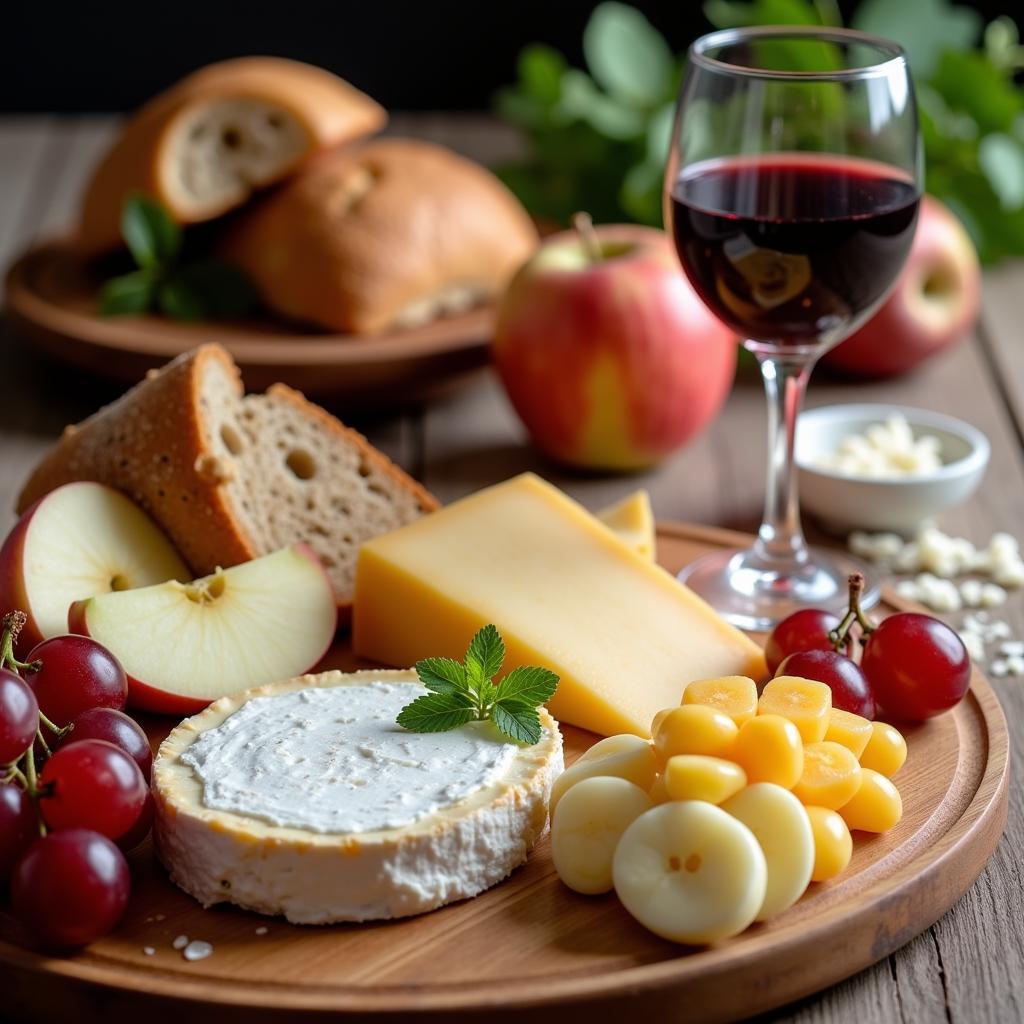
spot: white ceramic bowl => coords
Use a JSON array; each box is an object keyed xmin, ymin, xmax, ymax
[{"xmin": 796, "ymin": 404, "xmax": 990, "ymax": 535}]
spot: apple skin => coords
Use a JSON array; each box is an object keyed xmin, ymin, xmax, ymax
[
  {"xmin": 0, "ymin": 499, "xmax": 45, "ymax": 654},
  {"xmin": 69, "ymin": 543, "xmax": 338, "ymax": 716},
  {"xmin": 68, "ymin": 598, "xmax": 209, "ymax": 716},
  {"xmin": 823, "ymin": 195, "xmax": 981, "ymax": 378},
  {"xmin": 494, "ymin": 224, "xmax": 736, "ymax": 471}
]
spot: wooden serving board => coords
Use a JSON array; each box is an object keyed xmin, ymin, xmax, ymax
[
  {"xmin": 3, "ymin": 240, "xmax": 493, "ymax": 405},
  {"xmin": 0, "ymin": 522, "xmax": 1009, "ymax": 1024}
]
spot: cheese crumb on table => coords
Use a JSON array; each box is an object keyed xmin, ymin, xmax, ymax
[
  {"xmin": 183, "ymin": 940, "xmax": 214, "ymax": 962},
  {"xmin": 172, "ymin": 935, "xmax": 188, "ymax": 950},
  {"xmin": 814, "ymin": 415, "xmax": 944, "ymax": 478},
  {"xmin": 143, "ymin": 946, "xmax": 155, "ymax": 956}
]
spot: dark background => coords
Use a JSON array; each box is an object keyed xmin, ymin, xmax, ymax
[{"xmin": 3, "ymin": 0, "xmax": 1010, "ymax": 113}]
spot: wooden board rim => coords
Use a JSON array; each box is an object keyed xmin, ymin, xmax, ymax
[
  {"xmin": 0, "ymin": 521, "xmax": 1011, "ymax": 1021},
  {"xmin": 3, "ymin": 239, "xmax": 494, "ymax": 397}
]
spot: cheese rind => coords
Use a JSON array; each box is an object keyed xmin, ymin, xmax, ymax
[
  {"xmin": 353, "ymin": 474, "xmax": 765, "ymax": 737},
  {"xmin": 153, "ymin": 669, "xmax": 563, "ymax": 924}
]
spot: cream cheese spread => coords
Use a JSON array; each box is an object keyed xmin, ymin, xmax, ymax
[{"xmin": 179, "ymin": 681, "xmax": 519, "ymax": 834}]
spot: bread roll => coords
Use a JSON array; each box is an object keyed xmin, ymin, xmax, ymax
[
  {"xmin": 219, "ymin": 138, "xmax": 539, "ymax": 333},
  {"xmin": 78, "ymin": 57, "xmax": 386, "ymax": 253},
  {"xmin": 17, "ymin": 344, "xmax": 437, "ymax": 617}
]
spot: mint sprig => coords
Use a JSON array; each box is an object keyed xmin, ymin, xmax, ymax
[
  {"xmin": 397, "ymin": 625, "xmax": 558, "ymax": 745},
  {"xmin": 100, "ymin": 194, "xmax": 258, "ymax": 321}
]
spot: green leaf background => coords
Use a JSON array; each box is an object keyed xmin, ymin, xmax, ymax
[{"xmin": 493, "ymin": 0, "xmax": 1024, "ymax": 263}]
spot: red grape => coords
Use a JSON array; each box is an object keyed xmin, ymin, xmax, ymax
[
  {"xmin": 0, "ymin": 782, "xmax": 37, "ymax": 880},
  {"xmin": 56, "ymin": 707, "xmax": 152, "ymax": 782},
  {"xmin": 765, "ymin": 609, "xmax": 842, "ymax": 674},
  {"xmin": 862, "ymin": 612, "xmax": 971, "ymax": 721},
  {"xmin": 25, "ymin": 635, "xmax": 127, "ymax": 726},
  {"xmin": 0, "ymin": 668, "xmax": 38, "ymax": 764},
  {"xmin": 776, "ymin": 649, "xmax": 876, "ymax": 719},
  {"xmin": 11, "ymin": 828, "xmax": 130, "ymax": 947},
  {"xmin": 39, "ymin": 739, "xmax": 147, "ymax": 843},
  {"xmin": 117, "ymin": 790, "xmax": 154, "ymax": 852}
]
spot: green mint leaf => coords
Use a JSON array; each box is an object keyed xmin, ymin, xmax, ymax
[
  {"xmin": 491, "ymin": 700, "xmax": 543, "ymax": 745},
  {"xmin": 158, "ymin": 277, "xmax": 208, "ymax": 321},
  {"xmin": 99, "ymin": 270, "xmax": 155, "ymax": 316},
  {"xmin": 397, "ymin": 692, "xmax": 475, "ymax": 733},
  {"xmin": 415, "ymin": 656, "xmax": 467, "ymax": 695},
  {"xmin": 121, "ymin": 194, "xmax": 180, "ymax": 270},
  {"xmin": 494, "ymin": 665, "xmax": 559, "ymax": 707},
  {"xmin": 172, "ymin": 259, "xmax": 259, "ymax": 318},
  {"xmin": 583, "ymin": 2, "xmax": 675, "ymax": 108},
  {"xmin": 465, "ymin": 624, "xmax": 505, "ymax": 692},
  {"xmin": 518, "ymin": 43, "xmax": 566, "ymax": 105}
]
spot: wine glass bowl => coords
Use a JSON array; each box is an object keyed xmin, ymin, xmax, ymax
[{"xmin": 666, "ymin": 27, "xmax": 922, "ymax": 630}]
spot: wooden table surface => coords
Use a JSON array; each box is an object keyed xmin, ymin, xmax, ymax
[{"xmin": 1, "ymin": 114, "xmax": 1022, "ymax": 1023}]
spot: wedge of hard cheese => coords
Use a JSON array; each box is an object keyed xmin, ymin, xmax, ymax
[{"xmin": 353, "ymin": 474, "xmax": 766, "ymax": 737}]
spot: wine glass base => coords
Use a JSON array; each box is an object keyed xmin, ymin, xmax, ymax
[{"xmin": 677, "ymin": 546, "xmax": 880, "ymax": 632}]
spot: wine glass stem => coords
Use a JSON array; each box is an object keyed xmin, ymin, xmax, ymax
[{"xmin": 752, "ymin": 350, "xmax": 815, "ymax": 567}]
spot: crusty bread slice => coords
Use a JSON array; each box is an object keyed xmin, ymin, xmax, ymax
[
  {"xmin": 219, "ymin": 138, "xmax": 539, "ymax": 334},
  {"xmin": 78, "ymin": 57, "xmax": 387, "ymax": 253},
  {"xmin": 17, "ymin": 344, "xmax": 437, "ymax": 616}
]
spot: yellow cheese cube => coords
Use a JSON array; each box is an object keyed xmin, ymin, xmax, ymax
[
  {"xmin": 353, "ymin": 474, "xmax": 766, "ymax": 737},
  {"xmin": 859, "ymin": 722, "xmax": 908, "ymax": 778},
  {"xmin": 824, "ymin": 709, "xmax": 873, "ymax": 758},
  {"xmin": 793, "ymin": 742, "xmax": 863, "ymax": 810},
  {"xmin": 683, "ymin": 676, "xmax": 759, "ymax": 726},
  {"xmin": 664, "ymin": 755, "xmax": 747, "ymax": 803},
  {"xmin": 597, "ymin": 490, "xmax": 656, "ymax": 561},
  {"xmin": 839, "ymin": 769, "xmax": 903, "ymax": 833},
  {"xmin": 759, "ymin": 677, "xmax": 832, "ymax": 744},
  {"xmin": 805, "ymin": 806, "xmax": 853, "ymax": 882}
]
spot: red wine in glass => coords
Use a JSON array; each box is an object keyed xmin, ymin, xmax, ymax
[{"xmin": 669, "ymin": 154, "xmax": 920, "ymax": 347}]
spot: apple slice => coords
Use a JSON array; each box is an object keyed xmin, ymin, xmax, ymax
[
  {"xmin": 0, "ymin": 482, "xmax": 189, "ymax": 652},
  {"xmin": 69, "ymin": 545, "xmax": 338, "ymax": 714}
]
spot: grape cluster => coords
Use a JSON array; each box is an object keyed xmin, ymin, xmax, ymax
[
  {"xmin": 766, "ymin": 575, "xmax": 971, "ymax": 722},
  {"xmin": 0, "ymin": 612, "xmax": 151, "ymax": 948}
]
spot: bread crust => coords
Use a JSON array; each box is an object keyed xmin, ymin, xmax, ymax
[
  {"xmin": 219, "ymin": 137, "xmax": 539, "ymax": 333},
  {"xmin": 17, "ymin": 345, "xmax": 254, "ymax": 573},
  {"xmin": 78, "ymin": 57, "xmax": 387, "ymax": 253},
  {"xmin": 16, "ymin": 344, "xmax": 438, "ymax": 614}
]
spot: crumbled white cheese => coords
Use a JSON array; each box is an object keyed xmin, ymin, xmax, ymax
[
  {"xmin": 815, "ymin": 415, "xmax": 944, "ymax": 478},
  {"xmin": 1000, "ymin": 641, "xmax": 1024, "ymax": 657},
  {"xmin": 960, "ymin": 579, "xmax": 984, "ymax": 607},
  {"xmin": 172, "ymin": 935, "xmax": 188, "ymax": 950},
  {"xmin": 914, "ymin": 573, "xmax": 962, "ymax": 612},
  {"xmin": 183, "ymin": 940, "xmax": 214, "ymax": 962},
  {"xmin": 143, "ymin": 946, "xmax": 156, "ymax": 957},
  {"xmin": 255, "ymin": 926, "xmax": 269, "ymax": 936},
  {"xmin": 959, "ymin": 629, "xmax": 987, "ymax": 663},
  {"xmin": 981, "ymin": 583, "xmax": 1008, "ymax": 608}
]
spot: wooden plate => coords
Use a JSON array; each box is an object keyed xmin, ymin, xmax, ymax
[
  {"xmin": 3, "ymin": 240, "xmax": 494, "ymax": 405},
  {"xmin": 0, "ymin": 522, "xmax": 1009, "ymax": 1024}
]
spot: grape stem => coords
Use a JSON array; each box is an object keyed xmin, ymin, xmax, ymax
[
  {"xmin": 829, "ymin": 573, "xmax": 877, "ymax": 653},
  {"xmin": 0, "ymin": 611, "xmax": 42, "ymax": 675}
]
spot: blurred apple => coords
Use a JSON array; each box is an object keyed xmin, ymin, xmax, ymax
[
  {"xmin": 493, "ymin": 221, "xmax": 736, "ymax": 470},
  {"xmin": 823, "ymin": 195, "xmax": 980, "ymax": 378}
]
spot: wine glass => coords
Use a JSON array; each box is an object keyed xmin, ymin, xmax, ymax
[{"xmin": 665, "ymin": 26, "xmax": 922, "ymax": 630}]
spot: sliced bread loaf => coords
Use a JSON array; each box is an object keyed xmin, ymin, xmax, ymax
[
  {"xmin": 17, "ymin": 344, "xmax": 437, "ymax": 615},
  {"xmin": 78, "ymin": 57, "xmax": 387, "ymax": 253}
]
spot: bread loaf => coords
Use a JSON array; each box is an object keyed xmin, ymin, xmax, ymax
[
  {"xmin": 219, "ymin": 138, "xmax": 539, "ymax": 333},
  {"xmin": 17, "ymin": 345, "xmax": 437, "ymax": 616},
  {"xmin": 78, "ymin": 57, "xmax": 386, "ymax": 253}
]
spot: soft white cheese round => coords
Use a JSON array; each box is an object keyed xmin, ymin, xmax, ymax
[{"xmin": 154, "ymin": 669, "xmax": 563, "ymax": 924}]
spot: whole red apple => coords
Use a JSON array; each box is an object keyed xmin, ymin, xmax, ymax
[
  {"xmin": 493, "ymin": 222, "xmax": 736, "ymax": 470},
  {"xmin": 823, "ymin": 194, "xmax": 980, "ymax": 378}
]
